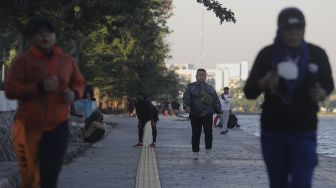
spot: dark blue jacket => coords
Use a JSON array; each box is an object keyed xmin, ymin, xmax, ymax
[{"xmin": 183, "ymin": 82, "xmax": 222, "ymax": 117}]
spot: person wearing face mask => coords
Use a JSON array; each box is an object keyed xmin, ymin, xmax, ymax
[
  {"xmin": 5, "ymin": 19, "xmax": 85, "ymax": 188},
  {"xmin": 244, "ymin": 8, "xmax": 334, "ymax": 188},
  {"xmin": 183, "ymin": 69, "xmax": 222, "ymax": 159}
]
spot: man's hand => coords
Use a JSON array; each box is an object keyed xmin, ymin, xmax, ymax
[
  {"xmin": 43, "ymin": 77, "xmax": 59, "ymax": 92},
  {"xmin": 258, "ymin": 71, "xmax": 279, "ymax": 91},
  {"xmin": 64, "ymin": 89, "xmax": 76, "ymax": 104},
  {"xmin": 185, "ymin": 106, "xmax": 191, "ymax": 113},
  {"xmin": 310, "ymin": 83, "xmax": 327, "ymax": 102}
]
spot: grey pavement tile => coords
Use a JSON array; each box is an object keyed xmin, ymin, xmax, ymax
[{"xmin": 57, "ymin": 115, "xmax": 336, "ymax": 188}]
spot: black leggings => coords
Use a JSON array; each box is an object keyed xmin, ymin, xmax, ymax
[
  {"xmin": 38, "ymin": 121, "xmax": 69, "ymax": 188},
  {"xmin": 138, "ymin": 120, "xmax": 157, "ymax": 143}
]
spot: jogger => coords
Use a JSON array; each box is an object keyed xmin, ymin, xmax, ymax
[
  {"xmin": 5, "ymin": 19, "xmax": 85, "ymax": 188},
  {"xmin": 244, "ymin": 8, "xmax": 334, "ymax": 188}
]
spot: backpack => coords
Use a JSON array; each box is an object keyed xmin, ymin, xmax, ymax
[{"xmin": 227, "ymin": 114, "xmax": 238, "ymax": 128}]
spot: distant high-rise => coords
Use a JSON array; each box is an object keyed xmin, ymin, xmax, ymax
[
  {"xmin": 223, "ymin": 69, "xmax": 230, "ymax": 88},
  {"xmin": 240, "ymin": 61, "xmax": 249, "ymax": 81},
  {"xmin": 215, "ymin": 70, "xmax": 223, "ymax": 92},
  {"xmin": 216, "ymin": 64, "xmax": 241, "ymax": 80},
  {"xmin": 166, "ymin": 63, "xmax": 194, "ymax": 70}
]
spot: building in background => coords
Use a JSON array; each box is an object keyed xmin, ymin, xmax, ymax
[
  {"xmin": 240, "ymin": 61, "xmax": 249, "ymax": 81},
  {"xmin": 166, "ymin": 61, "xmax": 250, "ymax": 92},
  {"xmin": 216, "ymin": 61, "xmax": 249, "ymax": 82},
  {"xmin": 165, "ymin": 63, "xmax": 194, "ymax": 71},
  {"xmin": 216, "ymin": 63, "xmax": 240, "ymax": 81}
]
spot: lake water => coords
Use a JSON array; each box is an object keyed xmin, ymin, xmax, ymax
[{"xmin": 237, "ymin": 115, "xmax": 336, "ymax": 158}]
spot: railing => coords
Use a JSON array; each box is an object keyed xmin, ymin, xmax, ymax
[
  {"xmin": 0, "ymin": 111, "xmax": 86, "ymax": 162},
  {"xmin": 0, "ymin": 111, "xmax": 16, "ymax": 161}
]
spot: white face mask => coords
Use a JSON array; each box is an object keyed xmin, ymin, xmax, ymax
[{"xmin": 277, "ymin": 60, "xmax": 299, "ymax": 80}]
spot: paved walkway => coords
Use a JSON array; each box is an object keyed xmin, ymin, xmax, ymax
[
  {"xmin": 59, "ymin": 116, "xmax": 140, "ymax": 188},
  {"xmin": 59, "ymin": 115, "xmax": 336, "ymax": 188}
]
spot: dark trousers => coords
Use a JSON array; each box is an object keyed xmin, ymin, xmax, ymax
[
  {"xmin": 39, "ymin": 121, "xmax": 69, "ymax": 188},
  {"xmin": 138, "ymin": 119, "xmax": 157, "ymax": 143},
  {"xmin": 261, "ymin": 130, "xmax": 318, "ymax": 188},
  {"xmin": 190, "ymin": 115, "xmax": 213, "ymax": 152}
]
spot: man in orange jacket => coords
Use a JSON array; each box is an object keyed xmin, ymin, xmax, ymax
[{"xmin": 5, "ymin": 19, "xmax": 85, "ymax": 188}]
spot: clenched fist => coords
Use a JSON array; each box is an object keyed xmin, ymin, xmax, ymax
[
  {"xmin": 43, "ymin": 76, "xmax": 59, "ymax": 92},
  {"xmin": 63, "ymin": 89, "xmax": 76, "ymax": 104}
]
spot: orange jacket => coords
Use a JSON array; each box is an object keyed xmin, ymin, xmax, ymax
[{"xmin": 5, "ymin": 46, "xmax": 85, "ymax": 131}]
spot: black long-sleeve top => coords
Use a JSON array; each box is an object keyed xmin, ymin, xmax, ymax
[
  {"xmin": 135, "ymin": 100, "xmax": 158, "ymax": 121},
  {"xmin": 244, "ymin": 43, "xmax": 334, "ymax": 132}
]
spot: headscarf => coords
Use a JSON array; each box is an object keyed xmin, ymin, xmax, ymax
[{"xmin": 272, "ymin": 8, "xmax": 309, "ymax": 99}]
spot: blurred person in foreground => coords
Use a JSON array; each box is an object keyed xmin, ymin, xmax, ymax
[
  {"xmin": 244, "ymin": 8, "xmax": 334, "ymax": 188},
  {"xmin": 5, "ymin": 19, "xmax": 85, "ymax": 188}
]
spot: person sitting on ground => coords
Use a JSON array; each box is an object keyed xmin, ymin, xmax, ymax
[
  {"xmin": 84, "ymin": 110, "xmax": 105, "ymax": 143},
  {"xmin": 133, "ymin": 92, "xmax": 159, "ymax": 148}
]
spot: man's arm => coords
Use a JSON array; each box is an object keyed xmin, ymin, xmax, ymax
[
  {"xmin": 244, "ymin": 47, "xmax": 272, "ymax": 99},
  {"xmin": 135, "ymin": 103, "xmax": 142, "ymax": 120},
  {"xmin": 309, "ymin": 49, "xmax": 335, "ymax": 102},
  {"xmin": 212, "ymin": 90, "xmax": 222, "ymax": 114},
  {"xmin": 318, "ymin": 49, "xmax": 334, "ymax": 96}
]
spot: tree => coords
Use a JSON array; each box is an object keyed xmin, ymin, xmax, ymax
[
  {"xmin": 230, "ymin": 81, "xmax": 264, "ymax": 112},
  {"xmin": 0, "ymin": 0, "xmax": 235, "ymax": 104}
]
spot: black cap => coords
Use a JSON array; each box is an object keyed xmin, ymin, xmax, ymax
[
  {"xmin": 278, "ymin": 7, "xmax": 305, "ymax": 29},
  {"xmin": 27, "ymin": 18, "xmax": 55, "ymax": 38}
]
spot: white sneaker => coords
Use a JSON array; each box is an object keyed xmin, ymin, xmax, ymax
[
  {"xmin": 193, "ymin": 152, "xmax": 199, "ymax": 160},
  {"xmin": 205, "ymin": 149, "xmax": 214, "ymax": 158}
]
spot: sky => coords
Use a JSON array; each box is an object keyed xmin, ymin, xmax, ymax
[{"xmin": 166, "ymin": 0, "xmax": 336, "ymax": 77}]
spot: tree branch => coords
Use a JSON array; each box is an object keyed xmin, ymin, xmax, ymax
[{"xmin": 197, "ymin": 0, "xmax": 236, "ymax": 24}]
